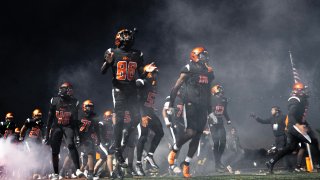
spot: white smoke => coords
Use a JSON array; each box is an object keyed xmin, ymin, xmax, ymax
[{"xmin": 0, "ymin": 137, "xmax": 51, "ymax": 179}]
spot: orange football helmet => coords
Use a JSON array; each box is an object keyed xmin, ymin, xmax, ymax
[
  {"xmin": 190, "ymin": 47, "xmax": 209, "ymax": 62},
  {"xmin": 5, "ymin": 112, "xmax": 14, "ymax": 120},
  {"xmin": 82, "ymin": 100, "xmax": 94, "ymax": 113},
  {"xmin": 211, "ymin": 85, "xmax": 223, "ymax": 95},
  {"xmin": 103, "ymin": 110, "xmax": 113, "ymax": 121},
  {"xmin": 32, "ymin": 109, "xmax": 42, "ymax": 119}
]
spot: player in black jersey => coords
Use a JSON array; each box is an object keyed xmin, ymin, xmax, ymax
[
  {"xmin": 208, "ymin": 85, "xmax": 231, "ymax": 172},
  {"xmin": 266, "ymin": 82, "xmax": 320, "ymax": 173},
  {"xmin": 44, "ymin": 82, "xmax": 84, "ymax": 180},
  {"xmin": 1, "ymin": 113, "xmax": 16, "ymax": 140},
  {"xmin": 101, "ymin": 28, "xmax": 156, "ymax": 167},
  {"xmin": 167, "ymin": 47, "xmax": 214, "ymax": 178},
  {"xmin": 78, "ymin": 100, "xmax": 100, "ymax": 180},
  {"xmin": 95, "ymin": 110, "xmax": 114, "ymax": 178},
  {"xmin": 19, "ymin": 109, "xmax": 44, "ymax": 143},
  {"xmin": 134, "ymin": 64, "xmax": 164, "ymax": 176}
]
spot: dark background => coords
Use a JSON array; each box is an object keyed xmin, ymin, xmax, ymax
[{"xmin": 1, "ymin": 0, "xmax": 320, "ymax": 148}]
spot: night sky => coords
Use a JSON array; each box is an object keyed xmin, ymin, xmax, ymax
[{"xmin": 1, "ymin": 0, "xmax": 320, "ymax": 148}]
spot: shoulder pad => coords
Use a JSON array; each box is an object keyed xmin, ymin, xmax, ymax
[
  {"xmin": 181, "ymin": 64, "xmax": 190, "ymax": 73},
  {"xmin": 185, "ymin": 64, "xmax": 190, "ymax": 71},
  {"xmin": 98, "ymin": 121, "xmax": 104, "ymax": 126},
  {"xmin": 50, "ymin": 97, "xmax": 59, "ymax": 105},
  {"xmin": 288, "ymin": 96, "xmax": 300, "ymax": 103},
  {"xmin": 107, "ymin": 48, "xmax": 112, "ymax": 53}
]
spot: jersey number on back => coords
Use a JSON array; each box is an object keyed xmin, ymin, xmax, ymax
[{"xmin": 116, "ymin": 61, "xmax": 137, "ymax": 81}]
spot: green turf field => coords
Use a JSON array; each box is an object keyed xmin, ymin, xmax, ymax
[{"xmin": 98, "ymin": 173, "xmax": 320, "ymax": 180}]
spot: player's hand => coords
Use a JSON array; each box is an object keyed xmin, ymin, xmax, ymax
[
  {"xmin": 96, "ymin": 141, "xmax": 101, "ymax": 146},
  {"xmin": 227, "ymin": 120, "xmax": 231, "ymax": 125},
  {"xmin": 43, "ymin": 136, "xmax": 50, "ymax": 145},
  {"xmin": 19, "ymin": 136, "xmax": 24, "ymax": 141},
  {"xmin": 167, "ymin": 107, "xmax": 175, "ymax": 116},
  {"xmin": 105, "ymin": 52, "xmax": 114, "ymax": 63},
  {"xmin": 203, "ymin": 130, "xmax": 210, "ymax": 135},
  {"xmin": 144, "ymin": 62, "xmax": 158, "ymax": 73}
]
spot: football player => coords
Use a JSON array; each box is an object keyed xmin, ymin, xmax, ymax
[
  {"xmin": 167, "ymin": 47, "xmax": 214, "ymax": 177},
  {"xmin": 78, "ymin": 100, "xmax": 101, "ymax": 180},
  {"xmin": 266, "ymin": 82, "xmax": 320, "ymax": 173},
  {"xmin": 2, "ymin": 112, "xmax": 16, "ymax": 140},
  {"xmin": 101, "ymin": 28, "xmax": 156, "ymax": 167},
  {"xmin": 208, "ymin": 84, "xmax": 231, "ymax": 172},
  {"xmin": 44, "ymin": 82, "xmax": 84, "ymax": 180},
  {"xmin": 135, "ymin": 64, "xmax": 164, "ymax": 176}
]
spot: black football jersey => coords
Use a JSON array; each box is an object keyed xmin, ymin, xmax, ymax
[
  {"xmin": 79, "ymin": 113, "xmax": 100, "ymax": 142},
  {"xmin": 24, "ymin": 118, "xmax": 43, "ymax": 139},
  {"xmin": 3, "ymin": 121, "xmax": 16, "ymax": 139},
  {"xmin": 287, "ymin": 96, "xmax": 308, "ymax": 125},
  {"xmin": 104, "ymin": 47, "xmax": 144, "ymax": 89},
  {"xmin": 181, "ymin": 61, "xmax": 214, "ymax": 105},
  {"xmin": 49, "ymin": 96, "xmax": 79, "ymax": 127},
  {"xmin": 99, "ymin": 120, "xmax": 114, "ymax": 145},
  {"xmin": 139, "ymin": 78, "xmax": 157, "ymax": 110},
  {"xmin": 210, "ymin": 95, "xmax": 230, "ymax": 124}
]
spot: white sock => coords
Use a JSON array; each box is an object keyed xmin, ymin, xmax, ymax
[
  {"xmin": 185, "ymin": 156, "xmax": 192, "ymax": 163},
  {"xmin": 148, "ymin": 152, "xmax": 154, "ymax": 156},
  {"xmin": 137, "ymin": 161, "xmax": 141, "ymax": 164},
  {"xmin": 173, "ymin": 144, "xmax": 179, "ymax": 151}
]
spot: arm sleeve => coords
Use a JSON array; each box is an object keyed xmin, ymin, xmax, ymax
[
  {"xmin": 101, "ymin": 48, "xmax": 114, "ymax": 74},
  {"xmin": 137, "ymin": 51, "xmax": 146, "ymax": 78},
  {"xmin": 46, "ymin": 98, "xmax": 55, "ymax": 137},
  {"xmin": 169, "ymin": 72, "xmax": 188, "ymax": 107},
  {"xmin": 255, "ymin": 117, "xmax": 272, "ymax": 124},
  {"xmin": 223, "ymin": 99, "xmax": 231, "ymax": 121},
  {"xmin": 73, "ymin": 100, "xmax": 80, "ymax": 137}
]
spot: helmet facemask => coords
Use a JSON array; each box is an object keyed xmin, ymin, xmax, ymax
[
  {"xmin": 58, "ymin": 84, "xmax": 73, "ymax": 98},
  {"xmin": 115, "ymin": 29, "xmax": 136, "ymax": 49}
]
